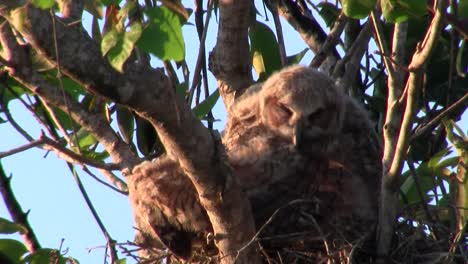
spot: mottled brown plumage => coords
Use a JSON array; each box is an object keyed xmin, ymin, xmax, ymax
[{"xmin": 128, "ymin": 65, "xmax": 382, "ymax": 263}]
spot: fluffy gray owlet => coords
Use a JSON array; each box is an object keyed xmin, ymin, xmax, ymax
[{"xmin": 128, "ymin": 65, "xmax": 382, "ymax": 262}]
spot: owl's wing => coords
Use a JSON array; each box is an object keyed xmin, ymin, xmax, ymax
[{"xmin": 128, "ymin": 157, "xmax": 213, "ymax": 260}]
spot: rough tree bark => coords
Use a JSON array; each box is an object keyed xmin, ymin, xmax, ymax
[{"xmin": 0, "ymin": 0, "xmax": 260, "ymax": 263}]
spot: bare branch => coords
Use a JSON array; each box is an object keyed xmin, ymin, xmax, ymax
[
  {"xmin": 0, "ymin": 90, "xmax": 34, "ymax": 142},
  {"xmin": 66, "ymin": 163, "xmax": 119, "ymax": 263},
  {"xmin": 377, "ymin": 0, "xmax": 447, "ymax": 260},
  {"xmin": 0, "ymin": 133, "xmax": 123, "ymax": 172},
  {"xmin": 96, "ymin": 168, "xmax": 128, "ymax": 195},
  {"xmin": 390, "ymin": 0, "xmax": 446, "ymax": 191},
  {"xmin": 0, "ymin": 163, "xmax": 41, "ymax": 253},
  {"xmin": 277, "ymin": 0, "xmax": 340, "ymax": 62},
  {"xmin": 412, "ymin": 92, "xmax": 468, "ymax": 141},
  {"xmin": 310, "ymin": 13, "xmax": 347, "ymax": 69},
  {"xmin": 1, "ymin": 3, "xmax": 259, "ymax": 262},
  {"xmin": 375, "ymin": 20, "xmax": 408, "ymax": 263},
  {"xmin": 0, "ymin": 18, "xmax": 139, "ymax": 170},
  {"xmin": 41, "ymin": 136, "xmax": 122, "ymax": 171},
  {"xmin": 38, "ymin": 97, "xmax": 73, "ymax": 144},
  {"xmin": 209, "ymin": 0, "xmax": 253, "ymax": 110},
  {"xmin": 190, "ymin": 0, "xmax": 214, "ymax": 103},
  {"xmin": 333, "ymin": 22, "xmax": 372, "ymax": 92},
  {"xmin": 0, "ymin": 139, "xmax": 44, "ymax": 158},
  {"xmin": 268, "ymin": 0, "xmax": 287, "ymax": 66}
]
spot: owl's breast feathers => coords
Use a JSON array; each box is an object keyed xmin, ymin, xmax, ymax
[{"xmin": 128, "ymin": 158, "xmax": 215, "ymax": 260}]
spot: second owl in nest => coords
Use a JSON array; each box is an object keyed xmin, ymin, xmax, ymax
[{"xmin": 128, "ymin": 65, "xmax": 382, "ymax": 262}]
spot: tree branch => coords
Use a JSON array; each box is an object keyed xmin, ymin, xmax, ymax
[
  {"xmin": 277, "ymin": 0, "xmax": 341, "ymax": 63},
  {"xmin": 0, "ymin": 162, "xmax": 41, "ymax": 253},
  {"xmin": 66, "ymin": 163, "xmax": 119, "ymax": 263},
  {"xmin": 375, "ymin": 20, "xmax": 408, "ymax": 264},
  {"xmin": 377, "ymin": 1, "xmax": 447, "ymax": 261},
  {"xmin": 0, "ymin": 139, "xmax": 44, "ymax": 159},
  {"xmin": 0, "ymin": 18, "xmax": 139, "ymax": 170},
  {"xmin": 1, "ymin": 3, "xmax": 259, "ymax": 262},
  {"xmin": 310, "ymin": 13, "xmax": 347, "ymax": 69},
  {"xmin": 209, "ymin": 0, "xmax": 253, "ymax": 110},
  {"xmin": 333, "ymin": 22, "xmax": 372, "ymax": 93}
]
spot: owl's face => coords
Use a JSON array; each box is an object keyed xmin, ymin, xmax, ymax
[{"xmin": 259, "ymin": 66, "xmax": 345, "ymax": 156}]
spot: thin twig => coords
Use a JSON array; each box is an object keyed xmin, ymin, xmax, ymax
[
  {"xmin": 333, "ymin": 22, "xmax": 372, "ymax": 93},
  {"xmin": 233, "ymin": 199, "xmax": 327, "ymax": 262},
  {"xmin": 270, "ymin": 1, "xmax": 287, "ymax": 66},
  {"xmin": 42, "ymin": 136, "xmax": 121, "ymax": 170},
  {"xmin": 412, "ymin": 92, "xmax": 468, "ymax": 141},
  {"xmin": 38, "ymin": 97, "xmax": 72, "ymax": 144},
  {"xmin": 195, "ymin": 0, "xmax": 215, "ymax": 130},
  {"xmin": 189, "ymin": 0, "xmax": 214, "ymax": 105},
  {"xmin": 310, "ymin": 13, "xmax": 347, "ymax": 68},
  {"xmin": 370, "ymin": 11, "xmax": 396, "ymax": 82},
  {"xmin": 0, "ymin": 133, "xmax": 121, "ymax": 171},
  {"xmin": 0, "ymin": 99, "xmax": 34, "ymax": 141},
  {"xmin": 83, "ymin": 167, "xmax": 128, "ymax": 195},
  {"xmin": 50, "ymin": 10, "xmax": 81, "ymax": 154},
  {"xmin": 405, "ymin": 157, "xmax": 439, "ymax": 238},
  {"xmin": 0, "ymin": 139, "xmax": 45, "ymax": 158},
  {"xmin": 0, "ymin": 163, "xmax": 41, "ymax": 252},
  {"xmin": 66, "ymin": 163, "xmax": 119, "ymax": 263},
  {"xmin": 377, "ymin": 0, "xmax": 447, "ymax": 261}
]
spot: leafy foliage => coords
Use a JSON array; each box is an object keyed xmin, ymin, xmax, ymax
[
  {"xmin": 138, "ymin": 6, "xmax": 185, "ymax": 61},
  {"xmin": 0, "ymin": 0, "xmax": 466, "ymax": 263},
  {"xmin": 340, "ymin": 0, "xmax": 376, "ymax": 19},
  {"xmin": 249, "ymin": 21, "xmax": 281, "ymax": 81}
]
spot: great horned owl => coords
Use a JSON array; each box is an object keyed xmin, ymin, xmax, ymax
[
  {"xmin": 225, "ymin": 65, "xmax": 381, "ymax": 221},
  {"xmin": 128, "ymin": 65, "xmax": 382, "ymax": 262}
]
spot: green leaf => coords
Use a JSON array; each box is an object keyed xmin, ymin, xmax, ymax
[
  {"xmin": 286, "ymin": 49, "xmax": 309, "ymax": 65},
  {"xmin": 84, "ymin": 0, "xmax": 104, "ymax": 18},
  {"xmin": 109, "ymin": 22, "xmax": 142, "ymax": 72},
  {"xmin": 116, "ymin": 106, "xmax": 134, "ymax": 144},
  {"xmin": 318, "ymin": 2, "xmax": 341, "ymax": 27},
  {"xmin": 22, "ymin": 248, "xmax": 67, "ymax": 264},
  {"xmin": 31, "ymin": 0, "xmax": 55, "ymax": 9},
  {"xmin": 0, "ymin": 77, "xmax": 27, "ymax": 106},
  {"xmin": 72, "ymin": 128, "xmax": 98, "ymax": 149},
  {"xmin": 0, "ymin": 239, "xmax": 27, "ymax": 263},
  {"xmin": 102, "ymin": 23, "xmax": 142, "ymax": 72},
  {"xmin": 135, "ymin": 116, "xmax": 158, "ymax": 156},
  {"xmin": 381, "ymin": 0, "xmax": 427, "ymax": 23},
  {"xmin": 101, "ymin": 29, "xmax": 121, "ymax": 56},
  {"xmin": 175, "ymin": 82, "xmax": 188, "ymax": 97},
  {"xmin": 81, "ymin": 150, "xmax": 109, "ymax": 161},
  {"xmin": 117, "ymin": 259, "xmax": 126, "ymax": 264},
  {"xmin": 192, "ymin": 90, "xmax": 220, "ymax": 119},
  {"xmin": 0, "ymin": 218, "xmax": 26, "ymax": 235},
  {"xmin": 117, "ymin": 1, "xmax": 136, "ymax": 26},
  {"xmin": 249, "ymin": 21, "xmax": 281, "ymax": 81},
  {"xmin": 340, "ymin": 0, "xmax": 376, "ymax": 19},
  {"xmin": 460, "ymin": 0, "xmax": 468, "ymax": 18},
  {"xmin": 100, "ymin": 0, "xmax": 114, "ymax": 6},
  {"xmin": 138, "ymin": 6, "xmax": 185, "ymax": 61},
  {"xmin": 36, "ymin": 103, "xmax": 78, "ymax": 131},
  {"xmin": 456, "ymin": 40, "xmax": 467, "ymax": 77},
  {"xmin": 400, "ymin": 154, "xmax": 458, "ymax": 205}
]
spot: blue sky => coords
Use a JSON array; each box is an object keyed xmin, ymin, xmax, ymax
[
  {"xmin": 0, "ymin": 1, "xmax": 466, "ymax": 263},
  {"xmin": 0, "ymin": 2, "xmax": 311, "ymax": 263}
]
